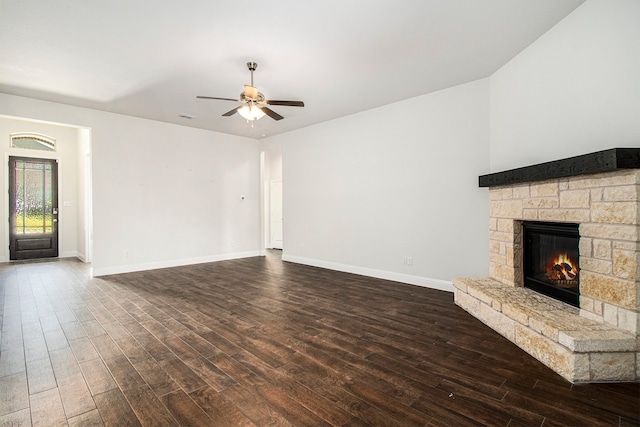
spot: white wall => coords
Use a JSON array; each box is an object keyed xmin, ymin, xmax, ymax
[
  {"xmin": 0, "ymin": 93, "xmax": 261, "ymax": 275},
  {"xmin": 490, "ymin": 0, "xmax": 640, "ymax": 172},
  {"xmin": 257, "ymin": 0, "xmax": 640, "ymax": 291},
  {"xmin": 266, "ymin": 145, "xmax": 283, "ymax": 182},
  {"xmin": 267, "ymin": 79, "xmax": 490, "ymax": 289},
  {"xmin": 0, "ymin": 116, "xmax": 80, "ymax": 261}
]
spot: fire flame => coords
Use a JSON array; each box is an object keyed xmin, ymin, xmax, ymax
[{"xmin": 547, "ymin": 253, "xmax": 579, "ymax": 281}]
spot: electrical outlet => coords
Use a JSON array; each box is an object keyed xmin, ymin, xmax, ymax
[
  {"xmin": 407, "ymin": 256, "xmax": 413, "ymax": 266},
  {"xmin": 123, "ymin": 249, "xmax": 129, "ymax": 257}
]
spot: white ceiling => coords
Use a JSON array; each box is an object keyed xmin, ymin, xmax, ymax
[{"xmin": 0, "ymin": 0, "xmax": 585, "ymax": 139}]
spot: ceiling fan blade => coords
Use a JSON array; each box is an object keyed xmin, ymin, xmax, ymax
[
  {"xmin": 222, "ymin": 107, "xmax": 241, "ymax": 117},
  {"xmin": 266, "ymin": 100, "xmax": 305, "ymax": 107},
  {"xmin": 197, "ymin": 96, "xmax": 239, "ymax": 102},
  {"xmin": 259, "ymin": 106, "xmax": 284, "ymax": 121}
]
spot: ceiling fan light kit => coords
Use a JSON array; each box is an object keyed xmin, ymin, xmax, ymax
[
  {"xmin": 197, "ymin": 62, "xmax": 304, "ymax": 125},
  {"xmin": 238, "ymin": 104, "xmax": 265, "ymax": 121}
]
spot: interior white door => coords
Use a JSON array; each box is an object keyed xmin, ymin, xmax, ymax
[{"xmin": 270, "ymin": 180, "xmax": 283, "ymax": 249}]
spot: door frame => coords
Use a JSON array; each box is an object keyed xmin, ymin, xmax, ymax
[{"xmin": 4, "ymin": 152, "xmax": 64, "ymax": 262}]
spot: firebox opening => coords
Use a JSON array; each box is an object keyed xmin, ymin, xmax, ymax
[{"xmin": 523, "ymin": 221, "xmax": 580, "ymax": 308}]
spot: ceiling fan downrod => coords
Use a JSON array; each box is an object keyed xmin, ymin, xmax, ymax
[{"xmin": 247, "ymin": 62, "xmax": 257, "ymax": 87}]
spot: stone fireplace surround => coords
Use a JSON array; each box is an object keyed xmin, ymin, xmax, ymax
[{"xmin": 453, "ymin": 148, "xmax": 639, "ymax": 383}]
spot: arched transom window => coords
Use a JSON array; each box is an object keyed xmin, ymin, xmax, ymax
[{"xmin": 10, "ymin": 132, "xmax": 56, "ymax": 152}]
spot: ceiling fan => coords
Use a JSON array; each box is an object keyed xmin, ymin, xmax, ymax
[{"xmin": 197, "ymin": 62, "xmax": 304, "ymax": 122}]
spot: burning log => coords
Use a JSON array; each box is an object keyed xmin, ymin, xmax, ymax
[{"xmin": 545, "ymin": 253, "xmax": 579, "ymax": 284}]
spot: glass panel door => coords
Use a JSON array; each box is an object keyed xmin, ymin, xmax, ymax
[{"xmin": 9, "ymin": 157, "xmax": 59, "ymax": 260}]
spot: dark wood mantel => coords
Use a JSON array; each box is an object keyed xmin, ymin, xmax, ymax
[{"xmin": 479, "ymin": 148, "xmax": 640, "ymax": 188}]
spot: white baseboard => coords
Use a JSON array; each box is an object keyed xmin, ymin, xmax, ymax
[
  {"xmin": 92, "ymin": 250, "xmax": 262, "ymax": 277},
  {"xmin": 282, "ymin": 254, "xmax": 453, "ymax": 293}
]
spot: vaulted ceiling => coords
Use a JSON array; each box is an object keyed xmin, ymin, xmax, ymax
[{"xmin": 0, "ymin": 0, "xmax": 584, "ymax": 139}]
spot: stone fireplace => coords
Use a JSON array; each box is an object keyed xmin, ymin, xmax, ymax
[{"xmin": 453, "ymin": 148, "xmax": 639, "ymax": 383}]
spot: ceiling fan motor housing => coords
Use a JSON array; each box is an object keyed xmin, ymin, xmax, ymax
[{"xmin": 241, "ymin": 87, "xmax": 265, "ymax": 103}]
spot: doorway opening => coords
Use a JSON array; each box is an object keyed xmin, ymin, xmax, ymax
[
  {"xmin": 262, "ymin": 144, "xmax": 283, "ymax": 251},
  {"xmin": 2, "ymin": 115, "xmax": 92, "ymax": 264},
  {"xmin": 270, "ymin": 180, "xmax": 283, "ymax": 249}
]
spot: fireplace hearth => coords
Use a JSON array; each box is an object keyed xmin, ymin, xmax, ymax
[{"xmin": 523, "ymin": 221, "xmax": 580, "ymax": 307}]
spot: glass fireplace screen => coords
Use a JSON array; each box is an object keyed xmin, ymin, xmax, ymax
[{"xmin": 523, "ymin": 221, "xmax": 580, "ymax": 307}]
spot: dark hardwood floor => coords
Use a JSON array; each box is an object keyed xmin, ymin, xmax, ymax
[{"xmin": 0, "ymin": 251, "xmax": 638, "ymax": 426}]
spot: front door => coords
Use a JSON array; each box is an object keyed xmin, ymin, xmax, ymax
[{"xmin": 9, "ymin": 156, "xmax": 59, "ymax": 260}]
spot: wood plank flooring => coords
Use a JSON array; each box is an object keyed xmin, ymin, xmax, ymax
[{"xmin": 0, "ymin": 251, "xmax": 638, "ymax": 426}]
